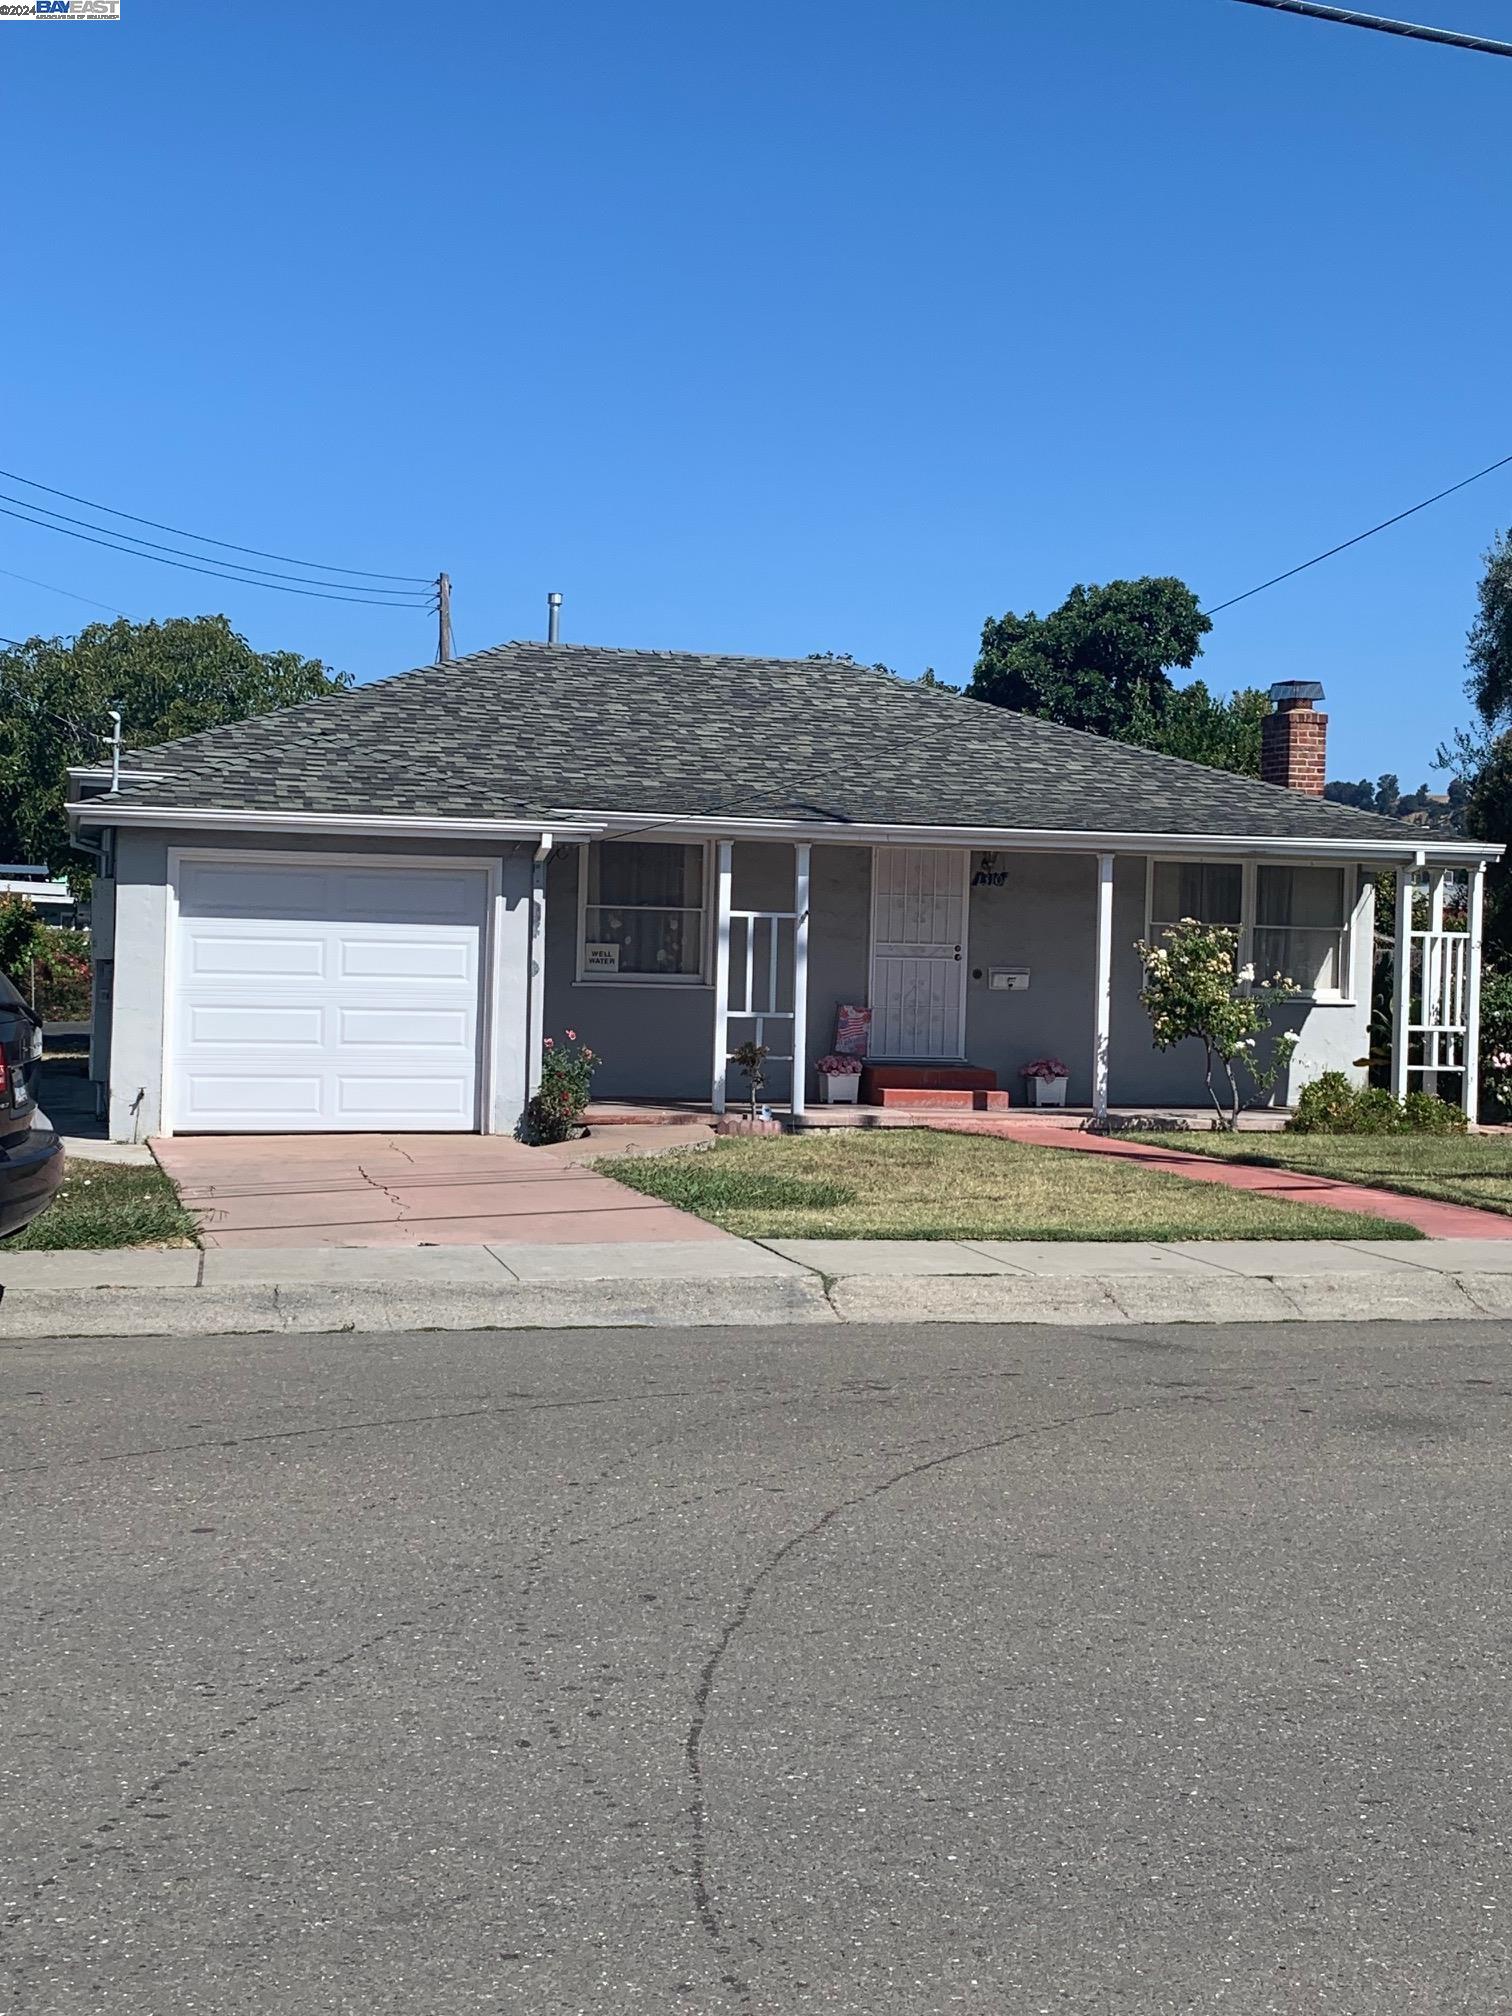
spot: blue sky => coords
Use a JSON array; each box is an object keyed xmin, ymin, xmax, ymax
[{"xmin": 3, "ymin": 0, "xmax": 1509, "ymax": 782}]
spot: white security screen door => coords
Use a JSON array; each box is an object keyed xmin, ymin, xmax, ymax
[
  {"xmin": 870, "ymin": 847, "xmax": 969, "ymax": 1058},
  {"xmin": 168, "ymin": 854, "xmax": 488, "ymax": 1132}
]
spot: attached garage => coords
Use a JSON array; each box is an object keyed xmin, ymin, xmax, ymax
[{"xmin": 165, "ymin": 852, "xmax": 494, "ymax": 1133}]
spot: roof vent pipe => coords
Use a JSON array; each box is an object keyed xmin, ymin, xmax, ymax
[{"xmin": 547, "ymin": 592, "xmax": 562, "ymax": 644}]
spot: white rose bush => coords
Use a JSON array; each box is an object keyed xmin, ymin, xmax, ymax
[{"xmin": 1136, "ymin": 919, "xmax": 1299, "ymax": 1131}]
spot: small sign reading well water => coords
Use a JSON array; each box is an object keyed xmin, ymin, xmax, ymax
[{"xmin": 584, "ymin": 942, "xmax": 621, "ymax": 973}]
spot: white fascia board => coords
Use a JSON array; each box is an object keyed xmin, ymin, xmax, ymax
[
  {"xmin": 547, "ymin": 807, "xmax": 1503, "ymax": 866},
  {"xmin": 64, "ymin": 802, "xmax": 605, "ymax": 844}
]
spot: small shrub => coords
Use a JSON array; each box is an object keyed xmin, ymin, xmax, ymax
[
  {"xmin": 731, "ymin": 1039, "xmax": 770, "ymax": 1121},
  {"xmin": 1287, "ymin": 1071, "xmax": 1359, "ymax": 1134},
  {"xmin": 1401, "ymin": 1090, "xmax": 1469, "ymax": 1135},
  {"xmin": 1288, "ymin": 1071, "xmax": 1468, "ymax": 1135},
  {"xmin": 522, "ymin": 1030, "xmax": 599, "ymax": 1144}
]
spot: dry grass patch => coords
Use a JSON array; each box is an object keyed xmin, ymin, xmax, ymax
[{"xmin": 606, "ymin": 1129, "xmax": 1419, "ymax": 1241}]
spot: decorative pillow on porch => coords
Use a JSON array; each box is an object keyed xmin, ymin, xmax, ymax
[{"xmin": 834, "ymin": 1004, "xmax": 872, "ymax": 1057}]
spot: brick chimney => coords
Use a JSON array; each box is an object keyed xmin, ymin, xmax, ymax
[{"xmin": 1261, "ymin": 681, "xmax": 1327, "ymax": 795}]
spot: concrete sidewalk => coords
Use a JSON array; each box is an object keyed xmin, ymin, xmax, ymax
[{"xmin": 5, "ymin": 1235, "xmax": 1512, "ymax": 1337}]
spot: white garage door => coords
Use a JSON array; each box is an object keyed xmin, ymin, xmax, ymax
[{"xmin": 168, "ymin": 855, "xmax": 489, "ymax": 1133}]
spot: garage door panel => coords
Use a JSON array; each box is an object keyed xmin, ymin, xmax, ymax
[
  {"xmin": 337, "ymin": 1006, "xmax": 469, "ymax": 1047},
  {"xmin": 338, "ymin": 938, "xmax": 474, "ymax": 982},
  {"xmin": 334, "ymin": 1075, "xmax": 474, "ymax": 1120},
  {"xmin": 188, "ymin": 1004, "xmax": 326, "ymax": 1047},
  {"xmin": 189, "ymin": 934, "xmax": 327, "ymax": 979},
  {"xmin": 179, "ymin": 1074, "xmax": 326, "ymax": 1120},
  {"xmin": 335, "ymin": 869, "xmax": 484, "ymax": 924},
  {"xmin": 170, "ymin": 856, "xmax": 488, "ymax": 1133}
]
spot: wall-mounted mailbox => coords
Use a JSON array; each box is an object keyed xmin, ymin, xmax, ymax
[{"xmin": 989, "ymin": 967, "xmax": 1030, "ymax": 992}]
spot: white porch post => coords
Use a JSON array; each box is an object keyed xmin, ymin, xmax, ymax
[
  {"xmin": 711, "ymin": 839, "xmax": 733, "ymax": 1114},
  {"xmin": 1464, "ymin": 861, "xmax": 1486, "ymax": 1123},
  {"xmin": 1424, "ymin": 868, "xmax": 1447, "ymax": 1095},
  {"xmin": 1092, "ymin": 852, "xmax": 1114, "ymax": 1124},
  {"xmin": 526, "ymin": 837, "xmax": 553, "ymax": 1102},
  {"xmin": 791, "ymin": 842, "xmax": 811, "ymax": 1117},
  {"xmin": 1390, "ymin": 864, "xmax": 1413, "ymax": 1101}
]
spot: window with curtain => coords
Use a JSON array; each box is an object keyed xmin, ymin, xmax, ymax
[
  {"xmin": 1150, "ymin": 861, "xmax": 1243, "ymax": 935},
  {"xmin": 1253, "ymin": 864, "xmax": 1349, "ymax": 994},
  {"xmin": 580, "ymin": 841, "xmax": 706, "ymax": 979}
]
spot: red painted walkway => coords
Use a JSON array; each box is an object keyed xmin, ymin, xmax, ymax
[{"xmin": 986, "ymin": 1123, "xmax": 1512, "ymax": 1240}]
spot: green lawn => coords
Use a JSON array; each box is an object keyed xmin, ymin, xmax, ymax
[
  {"xmin": 605, "ymin": 1129, "xmax": 1420, "ymax": 1241},
  {"xmin": 1143, "ymin": 1130, "xmax": 1512, "ymax": 1219},
  {"xmin": 3, "ymin": 1158, "xmax": 199, "ymax": 1252}
]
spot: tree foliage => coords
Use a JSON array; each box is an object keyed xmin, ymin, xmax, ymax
[
  {"xmin": 969, "ymin": 577, "xmax": 1212, "ymax": 739},
  {"xmin": 1466, "ymin": 731, "xmax": 1512, "ymax": 968},
  {"xmin": 1467, "ymin": 528, "xmax": 1512, "ymax": 730},
  {"xmin": 0, "ymin": 616, "xmax": 349, "ymax": 883}
]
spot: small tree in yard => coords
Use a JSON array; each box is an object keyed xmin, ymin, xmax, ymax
[
  {"xmin": 732, "ymin": 1040, "xmax": 770, "ymax": 1121},
  {"xmin": 1136, "ymin": 920, "xmax": 1299, "ymax": 1130}
]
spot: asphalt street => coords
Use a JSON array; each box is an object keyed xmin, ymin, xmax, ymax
[{"xmin": 2, "ymin": 1320, "xmax": 1510, "ymax": 2014}]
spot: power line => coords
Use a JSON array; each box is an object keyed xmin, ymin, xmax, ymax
[
  {"xmin": 1229, "ymin": 0, "xmax": 1512, "ymax": 60},
  {"xmin": 0, "ymin": 501, "xmax": 435, "ymax": 609},
  {"xmin": 0, "ymin": 465, "xmax": 433, "ymax": 583},
  {"xmin": 0, "ymin": 490, "xmax": 430, "ymax": 601},
  {"xmin": 1205, "ymin": 449, "xmax": 1512, "ymax": 616},
  {"xmin": 0, "ymin": 563, "xmax": 127, "ymax": 614}
]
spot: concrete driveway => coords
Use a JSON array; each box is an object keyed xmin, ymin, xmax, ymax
[
  {"xmin": 150, "ymin": 1132, "xmax": 727, "ymax": 1248},
  {"xmin": 4, "ymin": 1319, "xmax": 1511, "ymax": 2012}
]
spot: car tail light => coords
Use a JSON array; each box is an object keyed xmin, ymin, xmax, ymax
[{"xmin": 0, "ymin": 1051, "xmax": 8, "ymax": 1102}]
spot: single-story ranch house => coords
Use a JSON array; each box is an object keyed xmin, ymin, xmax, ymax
[{"xmin": 68, "ymin": 641, "xmax": 1500, "ymax": 1141}]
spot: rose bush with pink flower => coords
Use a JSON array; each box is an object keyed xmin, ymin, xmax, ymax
[{"xmin": 524, "ymin": 1030, "xmax": 600, "ymax": 1144}]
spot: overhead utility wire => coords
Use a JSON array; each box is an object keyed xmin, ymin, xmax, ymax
[
  {"xmin": 0, "ymin": 501, "xmax": 433, "ymax": 609},
  {"xmin": 1228, "ymin": 0, "xmax": 1512, "ymax": 60},
  {"xmin": 0, "ymin": 465, "xmax": 432, "ymax": 583},
  {"xmin": 1204, "ymin": 448, "xmax": 1512, "ymax": 616},
  {"xmin": 0, "ymin": 491, "xmax": 429, "ymax": 601},
  {"xmin": 0, "ymin": 562, "xmax": 128, "ymax": 615}
]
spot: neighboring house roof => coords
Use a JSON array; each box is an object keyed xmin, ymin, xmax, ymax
[{"xmin": 89, "ymin": 641, "xmax": 1437, "ymax": 846}]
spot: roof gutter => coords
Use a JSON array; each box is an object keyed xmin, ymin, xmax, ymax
[
  {"xmin": 547, "ymin": 808, "xmax": 1503, "ymax": 866},
  {"xmin": 63, "ymin": 799, "xmax": 1501, "ymax": 866},
  {"xmin": 65, "ymin": 803, "xmax": 603, "ymax": 845}
]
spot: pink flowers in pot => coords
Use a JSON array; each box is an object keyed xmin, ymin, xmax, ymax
[
  {"xmin": 1022, "ymin": 1057, "xmax": 1068, "ymax": 1082},
  {"xmin": 816, "ymin": 1052, "xmax": 864, "ymax": 1076}
]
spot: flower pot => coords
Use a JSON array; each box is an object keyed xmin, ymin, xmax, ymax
[
  {"xmin": 818, "ymin": 1074, "xmax": 860, "ymax": 1104},
  {"xmin": 1025, "ymin": 1076, "xmax": 1067, "ymax": 1107}
]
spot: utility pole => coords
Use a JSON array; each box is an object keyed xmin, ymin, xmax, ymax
[{"xmin": 436, "ymin": 573, "xmax": 453, "ymax": 663}]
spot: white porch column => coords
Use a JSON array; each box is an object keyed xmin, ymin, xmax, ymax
[
  {"xmin": 1092, "ymin": 852, "xmax": 1114, "ymax": 1124},
  {"xmin": 791, "ymin": 842, "xmax": 811, "ymax": 1117},
  {"xmin": 1424, "ymin": 867, "xmax": 1447, "ymax": 1094},
  {"xmin": 526, "ymin": 836, "xmax": 553, "ymax": 1103},
  {"xmin": 711, "ymin": 839, "xmax": 733, "ymax": 1114},
  {"xmin": 1390, "ymin": 865, "xmax": 1413, "ymax": 1100},
  {"xmin": 1464, "ymin": 861, "xmax": 1486, "ymax": 1123}
]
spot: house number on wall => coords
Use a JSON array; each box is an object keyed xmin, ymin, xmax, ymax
[{"xmin": 972, "ymin": 851, "xmax": 1008, "ymax": 889}]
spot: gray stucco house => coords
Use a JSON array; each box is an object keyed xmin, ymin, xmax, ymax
[{"xmin": 68, "ymin": 642, "xmax": 1499, "ymax": 1141}]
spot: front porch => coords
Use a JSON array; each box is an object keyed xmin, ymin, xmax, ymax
[{"xmin": 541, "ymin": 836, "xmax": 1490, "ymax": 1126}]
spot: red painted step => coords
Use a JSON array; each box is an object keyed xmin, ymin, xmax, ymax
[{"xmin": 873, "ymin": 1087, "xmax": 1013, "ymax": 1112}]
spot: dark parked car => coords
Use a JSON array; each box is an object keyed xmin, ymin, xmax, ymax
[{"xmin": 0, "ymin": 971, "xmax": 64, "ymax": 1240}]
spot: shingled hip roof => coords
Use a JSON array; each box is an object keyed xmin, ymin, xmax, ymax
[{"xmin": 78, "ymin": 641, "xmax": 1477, "ymax": 855}]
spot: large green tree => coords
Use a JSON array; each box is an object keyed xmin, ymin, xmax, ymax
[
  {"xmin": 968, "ymin": 575, "xmax": 1268, "ymax": 774},
  {"xmin": 969, "ymin": 577, "xmax": 1212, "ymax": 738},
  {"xmin": 0, "ymin": 615, "xmax": 349, "ymax": 881}
]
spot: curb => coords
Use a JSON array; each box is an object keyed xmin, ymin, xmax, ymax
[{"xmin": 2, "ymin": 1267, "xmax": 1511, "ymax": 1339}]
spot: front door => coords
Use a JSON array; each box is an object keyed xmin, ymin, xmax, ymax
[{"xmin": 869, "ymin": 847, "xmax": 968, "ymax": 1058}]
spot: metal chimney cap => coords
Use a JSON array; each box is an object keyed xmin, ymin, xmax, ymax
[
  {"xmin": 1268, "ymin": 679, "xmax": 1325, "ymax": 705},
  {"xmin": 547, "ymin": 592, "xmax": 563, "ymax": 607}
]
